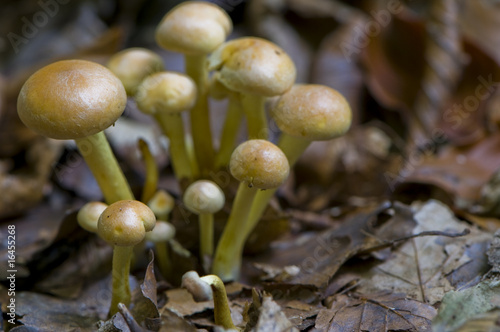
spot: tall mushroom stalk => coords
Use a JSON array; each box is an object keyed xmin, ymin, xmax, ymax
[
  {"xmin": 212, "ymin": 139, "xmax": 289, "ymax": 281},
  {"xmin": 244, "ymin": 84, "xmax": 352, "ymax": 242},
  {"xmin": 155, "ymin": 1, "xmax": 232, "ymax": 176},
  {"xmin": 17, "ymin": 59, "xmax": 134, "ymax": 204}
]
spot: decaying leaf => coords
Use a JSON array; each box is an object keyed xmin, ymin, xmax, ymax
[
  {"xmin": 356, "ymin": 200, "xmax": 492, "ymax": 304},
  {"xmin": 244, "ymin": 290, "xmax": 299, "ymax": 332},
  {"xmin": 394, "ymin": 132, "xmax": 500, "ymax": 206},
  {"xmin": 0, "ymin": 138, "xmax": 63, "ymax": 219},
  {"xmin": 433, "ymin": 277, "xmax": 500, "ymax": 332},
  {"xmin": 316, "ymin": 292, "xmax": 436, "ymax": 331},
  {"xmin": 130, "ymin": 253, "xmax": 160, "ymax": 330}
]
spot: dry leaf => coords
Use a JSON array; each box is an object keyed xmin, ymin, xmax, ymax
[
  {"xmin": 356, "ymin": 200, "xmax": 492, "ymax": 304},
  {"xmin": 315, "ymin": 292, "xmax": 436, "ymax": 331}
]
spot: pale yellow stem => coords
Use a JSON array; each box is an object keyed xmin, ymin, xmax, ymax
[
  {"xmin": 200, "ymin": 275, "xmax": 237, "ymax": 330},
  {"xmin": 215, "ymin": 93, "xmax": 244, "ymax": 169},
  {"xmin": 199, "ymin": 213, "xmax": 214, "ymax": 259},
  {"xmin": 155, "ymin": 241, "xmax": 172, "ymax": 281},
  {"xmin": 244, "ymin": 134, "xmax": 311, "ymax": 239},
  {"xmin": 212, "ymin": 182, "xmax": 257, "ymax": 281},
  {"xmin": 138, "ymin": 139, "xmax": 158, "ymax": 203},
  {"xmin": 154, "ymin": 112, "xmax": 195, "ymax": 181},
  {"xmin": 240, "ymin": 94, "xmax": 268, "ymax": 139},
  {"xmin": 185, "ymin": 54, "xmax": 215, "ymax": 176},
  {"xmin": 75, "ymin": 132, "xmax": 134, "ymax": 204},
  {"xmin": 109, "ymin": 245, "xmax": 133, "ymax": 317}
]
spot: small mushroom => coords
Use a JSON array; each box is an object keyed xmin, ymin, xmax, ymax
[
  {"xmin": 212, "ymin": 139, "xmax": 289, "ymax": 281},
  {"xmin": 147, "ymin": 189, "xmax": 175, "ymax": 221},
  {"xmin": 145, "ymin": 220, "xmax": 176, "ymax": 280},
  {"xmin": 107, "ymin": 48, "xmax": 164, "ymax": 96},
  {"xmin": 17, "ymin": 59, "xmax": 133, "ymax": 204},
  {"xmin": 135, "ymin": 71, "xmax": 199, "ymax": 181},
  {"xmin": 182, "ymin": 270, "xmax": 237, "ymax": 330},
  {"xmin": 97, "ymin": 200, "xmax": 156, "ymax": 317},
  {"xmin": 183, "ymin": 180, "xmax": 225, "ymax": 267},
  {"xmin": 245, "ymin": 84, "xmax": 352, "ymax": 242},
  {"xmin": 208, "ymin": 37, "xmax": 296, "ymax": 140},
  {"xmin": 77, "ymin": 201, "xmax": 108, "ymax": 233},
  {"xmin": 156, "ymin": 1, "xmax": 233, "ymax": 175}
]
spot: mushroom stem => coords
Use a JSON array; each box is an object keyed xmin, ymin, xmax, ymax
[
  {"xmin": 185, "ymin": 54, "xmax": 215, "ymax": 175},
  {"xmin": 240, "ymin": 94, "xmax": 268, "ymax": 139},
  {"xmin": 138, "ymin": 139, "xmax": 158, "ymax": 203},
  {"xmin": 199, "ymin": 213, "xmax": 214, "ymax": 258},
  {"xmin": 155, "ymin": 241, "xmax": 172, "ymax": 280},
  {"xmin": 212, "ymin": 182, "xmax": 257, "ymax": 281},
  {"xmin": 154, "ymin": 112, "xmax": 198, "ymax": 181},
  {"xmin": 200, "ymin": 275, "xmax": 237, "ymax": 330},
  {"xmin": 215, "ymin": 94, "xmax": 244, "ymax": 169},
  {"xmin": 109, "ymin": 245, "xmax": 134, "ymax": 317},
  {"xmin": 243, "ymin": 134, "xmax": 310, "ymax": 237},
  {"xmin": 75, "ymin": 132, "xmax": 134, "ymax": 204}
]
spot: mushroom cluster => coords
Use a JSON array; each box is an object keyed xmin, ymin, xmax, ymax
[{"xmin": 16, "ymin": 0, "xmax": 353, "ymax": 325}]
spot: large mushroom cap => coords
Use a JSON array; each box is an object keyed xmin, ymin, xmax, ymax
[
  {"xmin": 135, "ymin": 72, "xmax": 197, "ymax": 115},
  {"xmin": 230, "ymin": 139, "xmax": 289, "ymax": 189},
  {"xmin": 183, "ymin": 180, "xmax": 225, "ymax": 214},
  {"xmin": 17, "ymin": 59, "xmax": 127, "ymax": 140},
  {"xmin": 208, "ymin": 37, "xmax": 296, "ymax": 97},
  {"xmin": 107, "ymin": 48, "xmax": 164, "ymax": 96},
  {"xmin": 156, "ymin": 1, "xmax": 232, "ymax": 56},
  {"xmin": 98, "ymin": 200, "xmax": 156, "ymax": 247},
  {"xmin": 270, "ymin": 84, "xmax": 352, "ymax": 141}
]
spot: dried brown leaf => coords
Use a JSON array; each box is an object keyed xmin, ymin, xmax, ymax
[
  {"xmin": 356, "ymin": 200, "xmax": 492, "ymax": 304},
  {"xmin": 251, "ymin": 202, "xmax": 392, "ymax": 288},
  {"xmin": 315, "ymin": 292, "xmax": 436, "ymax": 331},
  {"xmin": 0, "ymin": 138, "xmax": 63, "ymax": 219},
  {"xmin": 460, "ymin": 0, "xmax": 500, "ymax": 65},
  {"xmin": 130, "ymin": 253, "xmax": 160, "ymax": 330},
  {"xmin": 397, "ymin": 132, "xmax": 500, "ymax": 202}
]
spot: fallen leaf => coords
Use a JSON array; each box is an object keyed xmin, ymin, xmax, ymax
[
  {"xmin": 315, "ymin": 292, "xmax": 436, "ymax": 331},
  {"xmin": 356, "ymin": 200, "xmax": 492, "ymax": 304},
  {"xmin": 432, "ymin": 277, "xmax": 500, "ymax": 332},
  {"xmin": 131, "ymin": 253, "xmax": 160, "ymax": 330}
]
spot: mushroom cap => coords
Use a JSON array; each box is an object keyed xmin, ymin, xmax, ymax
[
  {"xmin": 230, "ymin": 139, "xmax": 289, "ymax": 189},
  {"xmin": 155, "ymin": 1, "xmax": 232, "ymax": 56},
  {"xmin": 145, "ymin": 220, "xmax": 176, "ymax": 243},
  {"xmin": 17, "ymin": 59, "xmax": 127, "ymax": 140},
  {"xmin": 107, "ymin": 48, "xmax": 164, "ymax": 96},
  {"xmin": 147, "ymin": 189, "xmax": 175, "ymax": 219},
  {"xmin": 183, "ymin": 180, "xmax": 225, "ymax": 214},
  {"xmin": 208, "ymin": 37, "xmax": 296, "ymax": 97},
  {"xmin": 135, "ymin": 72, "xmax": 197, "ymax": 115},
  {"xmin": 77, "ymin": 201, "xmax": 108, "ymax": 233},
  {"xmin": 98, "ymin": 200, "xmax": 156, "ymax": 246},
  {"xmin": 181, "ymin": 270, "xmax": 213, "ymax": 302},
  {"xmin": 270, "ymin": 84, "xmax": 352, "ymax": 141}
]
